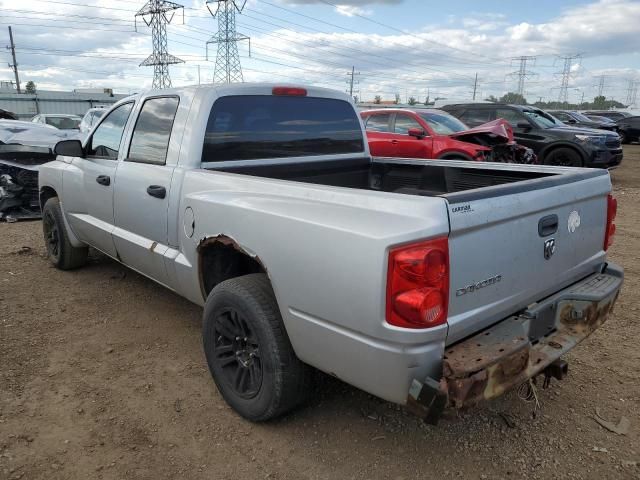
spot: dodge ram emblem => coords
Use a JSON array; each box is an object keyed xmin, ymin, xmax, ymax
[{"xmin": 544, "ymin": 238, "xmax": 556, "ymax": 260}]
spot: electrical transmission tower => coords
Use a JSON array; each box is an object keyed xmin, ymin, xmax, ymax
[
  {"xmin": 556, "ymin": 54, "xmax": 581, "ymax": 104},
  {"xmin": 207, "ymin": 0, "xmax": 250, "ymax": 83},
  {"xmin": 508, "ymin": 56, "xmax": 536, "ymax": 97},
  {"xmin": 595, "ymin": 75, "xmax": 607, "ymax": 97},
  {"xmin": 136, "ymin": 0, "xmax": 184, "ymax": 89}
]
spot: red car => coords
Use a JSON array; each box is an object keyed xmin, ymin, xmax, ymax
[{"xmin": 361, "ymin": 108, "xmax": 535, "ymax": 163}]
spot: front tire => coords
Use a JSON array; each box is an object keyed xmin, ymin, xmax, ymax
[
  {"xmin": 42, "ymin": 197, "xmax": 88, "ymax": 270},
  {"xmin": 203, "ymin": 273, "xmax": 312, "ymax": 421},
  {"xmin": 544, "ymin": 147, "xmax": 583, "ymax": 167}
]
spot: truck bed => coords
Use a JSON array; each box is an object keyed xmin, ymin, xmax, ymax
[{"xmin": 207, "ymin": 155, "xmax": 605, "ymax": 201}]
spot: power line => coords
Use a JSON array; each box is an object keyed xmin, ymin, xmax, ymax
[
  {"xmin": 135, "ymin": 0, "xmax": 185, "ymax": 89},
  {"xmin": 305, "ymin": 0, "xmax": 506, "ymax": 64},
  {"xmin": 206, "ymin": 0, "xmax": 250, "ymax": 83}
]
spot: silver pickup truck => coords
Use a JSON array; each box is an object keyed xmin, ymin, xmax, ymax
[{"xmin": 39, "ymin": 84, "xmax": 623, "ymax": 423}]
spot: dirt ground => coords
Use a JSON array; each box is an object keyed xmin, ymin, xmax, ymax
[{"xmin": 1, "ymin": 148, "xmax": 639, "ymax": 480}]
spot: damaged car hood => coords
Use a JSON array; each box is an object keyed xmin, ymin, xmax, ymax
[
  {"xmin": 0, "ymin": 120, "xmax": 82, "ymax": 148},
  {"xmin": 449, "ymin": 119, "xmax": 514, "ymax": 144}
]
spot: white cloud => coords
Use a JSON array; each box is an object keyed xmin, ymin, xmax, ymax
[{"xmin": 334, "ymin": 5, "xmax": 371, "ymax": 16}]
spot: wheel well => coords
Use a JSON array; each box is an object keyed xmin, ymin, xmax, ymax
[
  {"xmin": 540, "ymin": 144, "xmax": 585, "ymax": 165},
  {"xmin": 198, "ymin": 236, "xmax": 266, "ymax": 298},
  {"xmin": 39, "ymin": 186, "xmax": 58, "ymax": 210}
]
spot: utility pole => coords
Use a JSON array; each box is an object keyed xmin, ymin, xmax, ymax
[
  {"xmin": 625, "ymin": 79, "xmax": 639, "ymax": 107},
  {"xmin": 472, "ymin": 72, "xmax": 478, "ymax": 100},
  {"xmin": 556, "ymin": 54, "xmax": 581, "ymax": 105},
  {"xmin": 346, "ymin": 66, "xmax": 360, "ymax": 98},
  {"xmin": 508, "ymin": 55, "xmax": 536, "ymax": 98},
  {"xmin": 207, "ymin": 0, "xmax": 250, "ymax": 84},
  {"xmin": 7, "ymin": 27, "xmax": 21, "ymax": 93},
  {"xmin": 135, "ymin": 0, "xmax": 185, "ymax": 89}
]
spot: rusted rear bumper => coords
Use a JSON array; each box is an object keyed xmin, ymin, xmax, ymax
[{"xmin": 408, "ymin": 263, "xmax": 623, "ymax": 423}]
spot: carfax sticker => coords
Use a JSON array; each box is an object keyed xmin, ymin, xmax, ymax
[{"xmin": 451, "ymin": 203, "xmax": 473, "ymax": 214}]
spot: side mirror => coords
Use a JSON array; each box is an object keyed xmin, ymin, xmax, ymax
[
  {"xmin": 407, "ymin": 127, "xmax": 426, "ymax": 138},
  {"xmin": 567, "ymin": 119, "xmax": 577, "ymax": 124},
  {"xmin": 516, "ymin": 121, "xmax": 532, "ymax": 130},
  {"xmin": 54, "ymin": 139, "xmax": 84, "ymax": 157}
]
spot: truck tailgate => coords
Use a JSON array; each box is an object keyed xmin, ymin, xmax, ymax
[{"xmin": 444, "ymin": 169, "xmax": 611, "ymax": 344}]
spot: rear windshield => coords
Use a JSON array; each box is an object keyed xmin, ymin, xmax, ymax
[{"xmin": 202, "ymin": 95, "xmax": 364, "ymax": 162}]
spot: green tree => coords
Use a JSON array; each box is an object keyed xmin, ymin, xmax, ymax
[
  {"xmin": 353, "ymin": 95, "xmax": 359, "ymax": 104},
  {"xmin": 499, "ymin": 92, "xmax": 527, "ymax": 105},
  {"xmin": 373, "ymin": 95, "xmax": 381, "ymax": 104},
  {"xmin": 485, "ymin": 95, "xmax": 498, "ymax": 103},
  {"xmin": 25, "ymin": 81, "xmax": 36, "ymax": 94},
  {"xmin": 408, "ymin": 96, "xmax": 417, "ymax": 105},
  {"xmin": 394, "ymin": 93, "xmax": 401, "ymax": 104}
]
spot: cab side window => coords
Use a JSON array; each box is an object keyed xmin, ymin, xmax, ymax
[
  {"xmin": 458, "ymin": 108, "xmax": 492, "ymax": 127},
  {"xmin": 365, "ymin": 113, "xmax": 392, "ymax": 133},
  {"xmin": 127, "ymin": 97, "xmax": 179, "ymax": 165},
  {"xmin": 394, "ymin": 114, "xmax": 424, "ymax": 135},
  {"xmin": 553, "ymin": 112, "xmax": 571, "ymax": 122},
  {"xmin": 495, "ymin": 108, "xmax": 527, "ymax": 127},
  {"xmin": 87, "ymin": 103, "xmax": 134, "ymax": 159}
]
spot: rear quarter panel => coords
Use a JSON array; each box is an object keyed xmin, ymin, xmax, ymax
[{"xmin": 173, "ymin": 170, "xmax": 451, "ymax": 402}]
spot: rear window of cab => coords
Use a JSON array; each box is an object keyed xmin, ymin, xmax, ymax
[{"xmin": 202, "ymin": 95, "xmax": 364, "ymax": 162}]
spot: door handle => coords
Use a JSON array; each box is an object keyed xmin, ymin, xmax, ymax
[
  {"xmin": 146, "ymin": 185, "xmax": 166, "ymax": 199},
  {"xmin": 390, "ymin": 140, "xmax": 398, "ymax": 144},
  {"xmin": 538, "ymin": 214, "xmax": 559, "ymax": 237},
  {"xmin": 96, "ymin": 175, "xmax": 111, "ymax": 186}
]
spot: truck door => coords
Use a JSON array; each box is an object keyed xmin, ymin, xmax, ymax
[
  {"xmin": 112, "ymin": 96, "xmax": 180, "ymax": 287},
  {"xmin": 61, "ymin": 102, "xmax": 134, "ymax": 258},
  {"xmin": 390, "ymin": 113, "xmax": 433, "ymax": 158}
]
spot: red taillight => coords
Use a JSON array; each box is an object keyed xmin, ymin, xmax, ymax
[
  {"xmin": 386, "ymin": 238, "xmax": 449, "ymax": 329},
  {"xmin": 272, "ymin": 87, "xmax": 307, "ymax": 96},
  {"xmin": 604, "ymin": 193, "xmax": 617, "ymax": 251}
]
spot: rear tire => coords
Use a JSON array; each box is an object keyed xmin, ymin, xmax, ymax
[
  {"xmin": 618, "ymin": 131, "xmax": 629, "ymax": 144},
  {"xmin": 202, "ymin": 273, "xmax": 312, "ymax": 421},
  {"xmin": 544, "ymin": 148, "xmax": 583, "ymax": 167},
  {"xmin": 42, "ymin": 197, "xmax": 88, "ymax": 270}
]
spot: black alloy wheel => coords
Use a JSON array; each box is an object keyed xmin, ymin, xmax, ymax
[
  {"xmin": 43, "ymin": 209, "xmax": 61, "ymax": 262},
  {"xmin": 212, "ymin": 307, "xmax": 262, "ymax": 398}
]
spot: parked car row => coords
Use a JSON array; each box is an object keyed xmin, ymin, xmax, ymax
[{"xmin": 361, "ymin": 103, "xmax": 625, "ymax": 168}]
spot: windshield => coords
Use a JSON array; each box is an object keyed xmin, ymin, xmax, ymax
[
  {"xmin": 418, "ymin": 112, "xmax": 468, "ymax": 134},
  {"xmin": 45, "ymin": 116, "xmax": 81, "ymax": 130},
  {"xmin": 570, "ymin": 111, "xmax": 595, "ymax": 122},
  {"xmin": 524, "ymin": 110, "xmax": 560, "ymax": 129}
]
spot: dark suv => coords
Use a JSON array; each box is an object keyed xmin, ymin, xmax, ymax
[
  {"xmin": 548, "ymin": 110, "xmax": 617, "ymax": 131},
  {"xmin": 441, "ymin": 103, "xmax": 623, "ymax": 168}
]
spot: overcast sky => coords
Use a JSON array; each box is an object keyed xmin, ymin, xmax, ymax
[{"xmin": 0, "ymin": 0, "xmax": 639, "ymax": 104}]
